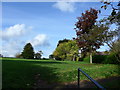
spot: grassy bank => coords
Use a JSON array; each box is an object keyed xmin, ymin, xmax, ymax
[{"xmin": 2, "ymin": 58, "xmax": 120, "ymax": 88}]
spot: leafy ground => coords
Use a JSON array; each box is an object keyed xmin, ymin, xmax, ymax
[{"xmin": 1, "ymin": 58, "xmax": 120, "ymax": 89}]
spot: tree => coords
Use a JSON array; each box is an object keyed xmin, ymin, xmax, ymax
[
  {"xmin": 100, "ymin": 1, "xmax": 120, "ymax": 37},
  {"xmin": 53, "ymin": 42, "xmax": 68, "ymax": 60},
  {"xmin": 110, "ymin": 39, "xmax": 120, "ymax": 62},
  {"xmin": 57, "ymin": 39, "xmax": 70, "ymax": 47},
  {"xmin": 53, "ymin": 40, "xmax": 79, "ymax": 61},
  {"xmin": 101, "ymin": 1, "xmax": 120, "ymax": 62},
  {"xmin": 98, "ymin": 18, "xmax": 119, "ymax": 49},
  {"xmin": 49, "ymin": 54, "xmax": 54, "ymax": 59},
  {"xmin": 21, "ymin": 43, "xmax": 34, "ymax": 59},
  {"xmin": 101, "ymin": 1, "xmax": 120, "ymax": 22},
  {"xmin": 101, "ymin": 1, "xmax": 120, "ymax": 39},
  {"xmin": 74, "ymin": 8, "xmax": 110, "ymax": 63},
  {"xmin": 34, "ymin": 51, "xmax": 43, "ymax": 59}
]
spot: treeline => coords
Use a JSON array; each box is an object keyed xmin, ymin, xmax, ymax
[
  {"xmin": 50, "ymin": 38, "xmax": 120, "ymax": 64},
  {"xmin": 15, "ymin": 43, "xmax": 43, "ymax": 59}
]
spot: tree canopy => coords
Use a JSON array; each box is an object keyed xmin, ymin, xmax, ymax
[
  {"xmin": 57, "ymin": 39, "xmax": 70, "ymax": 47},
  {"xmin": 21, "ymin": 43, "xmax": 34, "ymax": 59},
  {"xmin": 74, "ymin": 8, "xmax": 110, "ymax": 63},
  {"xmin": 53, "ymin": 40, "xmax": 79, "ymax": 61}
]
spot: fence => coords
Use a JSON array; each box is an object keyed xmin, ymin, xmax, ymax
[{"xmin": 78, "ymin": 68, "xmax": 105, "ymax": 89}]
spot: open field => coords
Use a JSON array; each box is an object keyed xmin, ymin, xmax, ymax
[{"xmin": 1, "ymin": 58, "xmax": 120, "ymax": 88}]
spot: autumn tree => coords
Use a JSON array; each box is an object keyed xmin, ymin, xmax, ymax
[
  {"xmin": 21, "ymin": 43, "xmax": 34, "ymax": 59},
  {"xmin": 74, "ymin": 8, "xmax": 110, "ymax": 63}
]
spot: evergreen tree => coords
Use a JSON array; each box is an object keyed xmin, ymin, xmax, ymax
[{"xmin": 22, "ymin": 43, "xmax": 34, "ymax": 59}]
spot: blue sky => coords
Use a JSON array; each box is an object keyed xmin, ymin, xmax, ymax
[{"xmin": 1, "ymin": 2, "xmax": 118, "ymax": 57}]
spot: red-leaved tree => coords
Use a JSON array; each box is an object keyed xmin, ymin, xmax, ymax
[{"xmin": 74, "ymin": 8, "xmax": 109, "ymax": 63}]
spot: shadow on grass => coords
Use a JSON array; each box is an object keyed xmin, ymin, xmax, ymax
[
  {"xmin": 33, "ymin": 76, "xmax": 120, "ymax": 89},
  {"xmin": 2, "ymin": 59, "xmax": 120, "ymax": 89},
  {"xmin": 2, "ymin": 60, "xmax": 62, "ymax": 89},
  {"xmin": 3, "ymin": 59, "xmax": 67, "ymax": 64},
  {"xmin": 45, "ymin": 76, "xmax": 120, "ymax": 89}
]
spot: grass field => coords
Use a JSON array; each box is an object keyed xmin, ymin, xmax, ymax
[{"xmin": 1, "ymin": 58, "xmax": 120, "ymax": 88}]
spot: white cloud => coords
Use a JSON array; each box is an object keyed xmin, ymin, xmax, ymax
[
  {"xmin": 1, "ymin": 41, "xmax": 23, "ymax": 57},
  {"xmin": 0, "ymin": 24, "xmax": 33, "ymax": 40},
  {"xmin": 1, "ymin": 24, "xmax": 50, "ymax": 57},
  {"xmin": 53, "ymin": 2, "xmax": 76, "ymax": 12},
  {"xmin": 28, "ymin": 34, "xmax": 50, "ymax": 47},
  {"xmin": 0, "ymin": 24, "xmax": 33, "ymax": 57}
]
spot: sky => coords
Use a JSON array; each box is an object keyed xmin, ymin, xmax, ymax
[{"xmin": 1, "ymin": 2, "xmax": 118, "ymax": 58}]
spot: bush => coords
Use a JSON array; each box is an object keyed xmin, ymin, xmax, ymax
[
  {"xmin": 83, "ymin": 54, "xmax": 120, "ymax": 64},
  {"xmin": 92, "ymin": 54, "xmax": 120, "ymax": 64},
  {"xmin": 103, "ymin": 53, "xmax": 119, "ymax": 64},
  {"xmin": 92, "ymin": 55, "xmax": 108, "ymax": 63}
]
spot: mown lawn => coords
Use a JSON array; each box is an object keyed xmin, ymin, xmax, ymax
[{"xmin": 1, "ymin": 57, "xmax": 120, "ymax": 88}]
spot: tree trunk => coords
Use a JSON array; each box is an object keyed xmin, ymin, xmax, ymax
[
  {"xmin": 90, "ymin": 53, "xmax": 92, "ymax": 64},
  {"xmin": 73, "ymin": 55, "xmax": 75, "ymax": 61}
]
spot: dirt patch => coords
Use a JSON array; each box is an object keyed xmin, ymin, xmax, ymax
[{"xmin": 33, "ymin": 75, "xmax": 120, "ymax": 89}]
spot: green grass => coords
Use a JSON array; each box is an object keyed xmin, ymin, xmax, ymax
[{"xmin": 1, "ymin": 57, "xmax": 120, "ymax": 88}]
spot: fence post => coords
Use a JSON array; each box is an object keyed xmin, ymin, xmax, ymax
[{"xmin": 78, "ymin": 68, "xmax": 80, "ymax": 88}]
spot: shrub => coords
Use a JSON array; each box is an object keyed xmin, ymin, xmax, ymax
[
  {"xmin": 92, "ymin": 54, "xmax": 120, "ymax": 64},
  {"xmin": 92, "ymin": 55, "xmax": 108, "ymax": 63},
  {"xmin": 103, "ymin": 53, "xmax": 119, "ymax": 64},
  {"xmin": 83, "ymin": 54, "xmax": 119, "ymax": 64}
]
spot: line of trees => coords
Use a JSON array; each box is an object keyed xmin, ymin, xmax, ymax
[
  {"xmin": 15, "ymin": 43, "xmax": 43, "ymax": 59},
  {"xmin": 51, "ymin": 2, "xmax": 120, "ymax": 64},
  {"xmin": 15, "ymin": 1, "xmax": 120, "ymax": 64}
]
